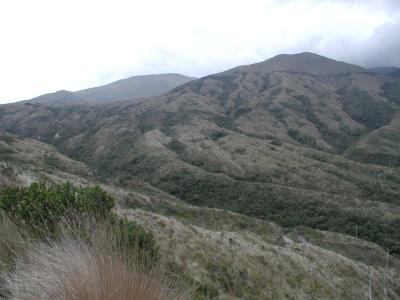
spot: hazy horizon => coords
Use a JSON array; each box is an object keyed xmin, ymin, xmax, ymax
[
  {"xmin": 1, "ymin": 0, "xmax": 400, "ymax": 104},
  {"xmin": 1, "ymin": 51, "xmax": 393, "ymax": 105}
]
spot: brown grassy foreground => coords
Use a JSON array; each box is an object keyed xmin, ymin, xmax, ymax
[{"xmin": 0, "ymin": 215, "xmax": 188, "ymax": 300}]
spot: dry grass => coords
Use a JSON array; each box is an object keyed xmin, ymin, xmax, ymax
[
  {"xmin": 0, "ymin": 211, "xmax": 28, "ymax": 298},
  {"xmin": 0, "ymin": 212, "xmax": 26, "ymax": 268},
  {"xmin": 1, "ymin": 218, "xmax": 188, "ymax": 300}
]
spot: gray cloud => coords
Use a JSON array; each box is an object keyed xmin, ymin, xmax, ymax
[
  {"xmin": 0, "ymin": 0, "xmax": 400, "ymax": 103},
  {"xmin": 358, "ymin": 20, "xmax": 400, "ymax": 67}
]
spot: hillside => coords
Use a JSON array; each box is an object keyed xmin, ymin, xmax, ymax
[
  {"xmin": 1, "ymin": 52, "xmax": 400, "ymax": 256},
  {"xmin": 1, "ymin": 132, "xmax": 399, "ymax": 299},
  {"xmin": 370, "ymin": 67, "xmax": 400, "ymax": 78},
  {"xmin": 24, "ymin": 73, "xmax": 195, "ymax": 106},
  {"xmin": 119, "ymin": 187, "xmax": 400, "ymax": 299},
  {"xmin": 0, "ymin": 131, "xmax": 92, "ymax": 187},
  {"xmin": 388, "ymin": 70, "xmax": 400, "ymax": 79}
]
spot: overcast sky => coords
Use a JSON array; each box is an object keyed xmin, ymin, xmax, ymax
[{"xmin": 1, "ymin": 0, "xmax": 400, "ymax": 104}]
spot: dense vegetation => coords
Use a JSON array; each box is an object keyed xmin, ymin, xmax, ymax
[
  {"xmin": 1, "ymin": 53, "xmax": 400, "ymax": 272},
  {"xmin": 382, "ymin": 81, "xmax": 400, "ymax": 105},
  {"xmin": 157, "ymin": 170, "xmax": 400, "ymax": 255},
  {"xmin": 341, "ymin": 88, "xmax": 394, "ymax": 129},
  {"xmin": 0, "ymin": 182, "xmax": 189, "ymax": 300},
  {"xmin": 0, "ymin": 182, "xmax": 159, "ymax": 261}
]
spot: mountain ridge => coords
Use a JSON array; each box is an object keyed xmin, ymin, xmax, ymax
[
  {"xmin": 74, "ymin": 73, "xmax": 196, "ymax": 104},
  {"xmin": 22, "ymin": 73, "xmax": 195, "ymax": 106},
  {"xmin": 2, "ymin": 52, "xmax": 400, "ymax": 298},
  {"xmin": 222, "ymin": 52, "xmax": 367, "ymax": 76},
  {"xmin": 1, "ymin": 52, "xmax": 400, "ymax": 256}
]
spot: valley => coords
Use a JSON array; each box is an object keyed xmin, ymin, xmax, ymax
[{"xmin": 1, "ymin": 52, "xmax": 400, "ymax": 299}]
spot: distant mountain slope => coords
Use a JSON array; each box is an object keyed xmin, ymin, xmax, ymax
[
  {"xmin": 227, "ymin": 52, "xmax": 366, "ymax": 76},
  {"xmin": 2, "ymin": 130, "xmax": 399, "ymax": 299},
  {"xmin": 74, "ymin": 73, "xmax": 196, "ymax": 104},
  {"xmin": 369, "ymin": 67, "xmax": 400, "ymax": 75},
  {"xmin": 25, "ymin": 90, "xmax": 84, "ymax": 106},
  {"xmin": 388, "ymin": 70, "xmax": 400, "ymax": 79},
  {"xmin": 26, "ymin": 73, "xmax": 195, "ymax": 106},
  {"xmin": 1, "ymin": 52, "xmax": 400, "ymax": 255}
]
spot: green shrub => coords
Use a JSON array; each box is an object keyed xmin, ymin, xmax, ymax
[
  {"xmin": 0, "ymin": 182, "xmax": 159, "ymax": 262},
  {"xmin": 113, "ymin": 218, "xmax": 160, "ymax": 263},
  {"xmin": 0, "ymin": 182, "xmax": 112, "ymax": 235}
]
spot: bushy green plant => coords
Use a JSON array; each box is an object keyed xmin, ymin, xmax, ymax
[
  {"xmin": 113, "ymin": 218, "xmax": 160, "ymax": 263},
  {"xmin": 0, "ymin": 182, "xmax": 113, "ymax": 236},
  {"xmin": 0, "ymin": 182, "xmax": 159, "ymax": 262}
]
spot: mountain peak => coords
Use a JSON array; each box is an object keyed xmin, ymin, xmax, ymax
[{"xmin": 229, "ymin": 52, "xmax": 366, "ymax": 76}]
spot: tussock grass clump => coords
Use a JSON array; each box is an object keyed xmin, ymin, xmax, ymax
[
  {"xmin": 3, "ymin": 219, "xmax": 186, "ymax": 300},
  {"xmin": 0, "ymin": 182, "xmax": 187, "ymax": 299}
]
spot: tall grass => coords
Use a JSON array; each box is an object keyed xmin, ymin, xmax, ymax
[
  {"xmin": 1, "ymin": 217, "xmax": 188, "ymax": 300},
  {"xmin": 0, "ymin": 212, "xmax": 25, "ymax": 269},
  {"xmin": 0, "ymin": 211, "xmax": 28, "ymax": 298}
]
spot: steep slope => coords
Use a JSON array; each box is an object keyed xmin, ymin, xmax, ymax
[
  {"xmin": 119, "ymin": 192, "xmax": 400, "ymax": 299},
  {"xmin": 0, "ymin": 131, "xmax": 92, "ymax": 186},
  {"xmin": 1, "ymin": 133, "xmax": 399, "ymax": 299},
  {"xmin": 25, "ymin": 73, "xmax": 195, "ymax": 106},
  {"xmin": 1, "ymin": 53, "xmax": 400, "ymax": 254}
]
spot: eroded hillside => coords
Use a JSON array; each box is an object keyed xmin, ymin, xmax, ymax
[
  {"xmin": 1, "ymin": 133, "xmax": 399, "ymax": 299},
  {"xmin": 1, "ymin": 53, "xmax": 400, "ymax": 254}
]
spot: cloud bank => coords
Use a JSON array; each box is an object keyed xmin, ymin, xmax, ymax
[{"xmin": 0, "ymin": 0, "xmax": 399, "ymax": 103}]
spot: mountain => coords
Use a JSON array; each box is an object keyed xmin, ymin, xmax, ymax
[
  {"xmin": 25, "ymin": 73, "xmax": 195, "ymax": 106},
  {"xmin": 228, "ymin": 52, "xmax": 366, "ymax": 75},
  {"xmin": 1, "ymin": 131, "xmax": 400, "ymax": 299},
  {"xmin": 369, "ymin": 67, "xmax": 400, "ymax": 75},
  {"xmin": 1, "ymin": 52, "xmax": 400, "ymax": 257},
  {"xmin": 74, "ymin": 73, "xmax": 196, "ymax": 104}
]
